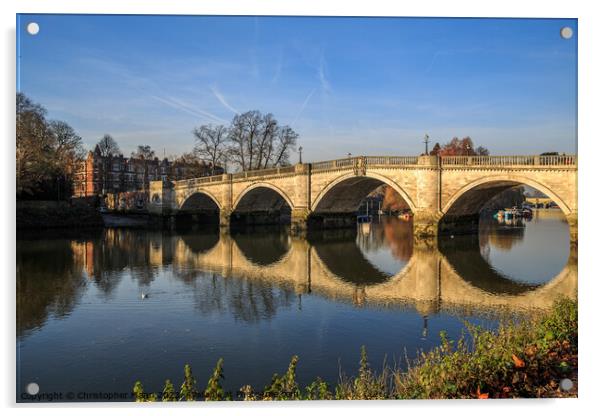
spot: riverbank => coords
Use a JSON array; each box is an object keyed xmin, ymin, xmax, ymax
[
  {"xmin": 132, "ymin": 297, "xmax": 577, "ymax": 401},
  {"xmin": 16, "ymin": 200, "xmax": 104, "ymax": 229}
]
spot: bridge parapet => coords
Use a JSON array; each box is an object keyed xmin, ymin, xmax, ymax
[
  {"xmin": 311, "ymin": 155, "xmax": 421, "ymax": 172},
  {"xmin": 172, "ymin": 155, "xmax": 577, "ymax": 189},
  {"xmin": 174, "ymin": 174, "xmax": 225, "ymax": 189},
  {"xmin": 440, "ymin": 155, "xmax": 577, "ymax": 167},
  {"xmin": 231, "ymin": 165, "xmax": 297, "ymax": 180}
]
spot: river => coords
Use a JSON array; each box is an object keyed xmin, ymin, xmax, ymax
[{"xmin": 16, "ymin": 209, "xmax": 575, "ymax": 401}]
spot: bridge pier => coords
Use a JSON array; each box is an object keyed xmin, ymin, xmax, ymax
[
  {"xmin": 291, "ymin": 208, "xmax": 311, "ymax": 234},
  {"xmin": 437, "ymin": 213, "xmax": 481, "ymax": 236},
  {"xmin": 412, "ymin": 210, "xmax": 442, "ymax": 239},
  {"xmin": 219, "ymin": 209, "xmax": 231, "ymax": 230},
  {"xmin": 307, "ymin": 213, "xmax": 357, "ymax": 229}
]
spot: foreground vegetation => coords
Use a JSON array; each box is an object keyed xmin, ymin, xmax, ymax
[{"xmin": 133, "ymin": 298, "xmax": 577, "ymax": 401}]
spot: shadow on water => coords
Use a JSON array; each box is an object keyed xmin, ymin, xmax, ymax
[{"xmin": 16, "ymin": 239, "xmax": 87, "ymax": 338}]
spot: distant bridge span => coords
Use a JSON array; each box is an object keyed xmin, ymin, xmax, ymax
[{"xmin": 150, "ymin": 154, "xmax": 577, "ymax": 242}]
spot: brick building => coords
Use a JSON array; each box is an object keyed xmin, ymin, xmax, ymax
[{"xmin": 72, "ymin": 150, "xmax": 223, "ymax": 198}]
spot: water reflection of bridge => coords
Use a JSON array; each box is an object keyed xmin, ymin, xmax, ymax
[
  {"xmin": 161, "ymin": 228, "xmax": 576, "ymax": 314},
  {"xmin": 18, "ymin": 217, "xmax": 576, "ymax": 339}
]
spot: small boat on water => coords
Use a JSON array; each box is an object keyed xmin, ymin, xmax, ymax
[
  {"xmin": 357, "ymin": 214, "xmax": 372, "ymax": 223},
  {"xmin": 398, "ymin": 210, "xmax": 413, "ymax": 221},
  {"xmin": 494, "ymin": 206, "xmax": 532, "ymax": 220},
  {"xmin": 521, "ymin": 206, "xmax": 533, "ymax": 218}
]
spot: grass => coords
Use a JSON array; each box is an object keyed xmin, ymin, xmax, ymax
[{"xmin": 133, "ymin": 297, "xmax": 577, "ymax": 401}]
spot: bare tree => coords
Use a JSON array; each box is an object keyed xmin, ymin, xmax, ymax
[
  {"xmin": 16, "ymin": 93, "xmax": 54, "ymax": 195},
  {"xmin": 16, "ymin": 93, "xmax": 85, "ymax": 197},
  {"xmin": 95, "ymin": 134, "xmax": 121, "ymax": 157},
  {"xmin": 193, "ymin": 124, "xmax": 228, "ymax": 175},
  {"xmin": 227, "ymin": 114, "xmax": 247, "ymax": 171},
  {"xmin": 131, "ymin": 145, "xmax": 155, "ymax": 160},
  {"xmin": 225, "ymin": 110, "xmax": 298, "ymax": 171},
  {"xmin": 271, "ymin": 125, "xmax": 298, "ymax": 167},
  {"xmin": 173, "ymin": 152, "xmax": 208, "ymax": 179},
  {"xmin": 475, "ymin": 146, "xmax": 490, "ymax": 156},
  {"xmin": 48, "ymin": 120, "xmax": 85, "ymax": 176},
  {"xmin": 255, "ymin": 113, "xmax": 277, "ymax": 169},
  {"xmin": 227, "ymin": 111, "xmax": 264, "ymax": 171}
]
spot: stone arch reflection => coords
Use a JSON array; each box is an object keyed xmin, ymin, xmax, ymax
[
  {"xmin": 232, "ymin": 228, "xmax": 292, "ymax": 266},
  {"xmin": 180, "ymin": 232, "xmax": 220, "ymax": 255},
  {"xmin": 438, "ymin": 234, "xmax": 543, "ymax": 295},
  {"xmin": 164, "ymin": 219, "xmax": 575, "ymax": 314},
  {"xmin": 309, "ymin": 219, "xmax": 413, "ymax": 286}
]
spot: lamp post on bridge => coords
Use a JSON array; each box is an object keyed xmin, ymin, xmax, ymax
[
  {"xmin": 298, "ymin": 146, "xmax": 303, "ymax": 164},
  {"xmin": 423, "ymin": 134, "xmax": 430, "ymax": 155}
]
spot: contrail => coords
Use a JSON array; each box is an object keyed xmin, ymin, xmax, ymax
[
  {"xmin": 292, "ymin": 88, "xmax": 317, "ymax": 125},
  {"xmin": 149, "ymin": 95, "xmax": 226, "ymax": 123},
  {"xmin": 210, "ymin": 86, "xmax": 239, "ymax": 115}
]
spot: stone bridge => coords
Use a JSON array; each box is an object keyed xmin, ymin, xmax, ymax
[
  {"xmin": 161, "ymin": 231, "xmax": 577, "ymax": 314},
  {"xmin": 149, "ymin": 154, "xmax": 577, "ymax": 242}
]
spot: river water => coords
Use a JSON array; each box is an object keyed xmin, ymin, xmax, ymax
[{"xmin": 16, "ymin": 209, "xmax": 575, "ymax": 401}]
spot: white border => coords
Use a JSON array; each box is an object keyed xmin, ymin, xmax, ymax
[{"xmin": 2, "ymin": 1, "xmax": 601, "ymax": 416}]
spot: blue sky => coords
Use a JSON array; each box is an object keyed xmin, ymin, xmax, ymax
[{"xmin": 17, "ymin": 15, "xmax": 577, "ymax": 161}]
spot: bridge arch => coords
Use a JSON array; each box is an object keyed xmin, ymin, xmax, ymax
[
  {"xmin": 441, "ymin": 175, "xmax": 572, "ymax": 223},
  {"xmin": 233, "ymin": 182, "xmax": 295, "ymax": 212},
  {"xmin": 311, "ymin": 171, "xmax": 417, "ymax": 213},
  {"xmin": 442, "ymin": 175, "xmax": 572, "ymax": 217},
  {"xmin": 179, "ymin": 189, "xmax": 222, "ymax": 211},
  {"xmin": 231, "ymin": 182, "xmax": 294, "ymax": 226}
]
